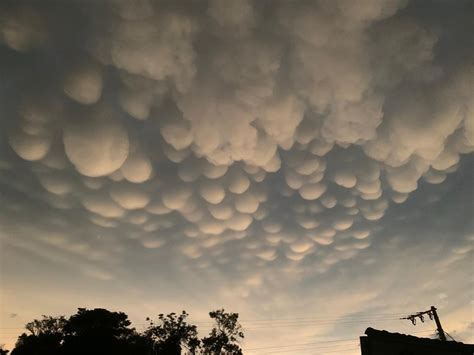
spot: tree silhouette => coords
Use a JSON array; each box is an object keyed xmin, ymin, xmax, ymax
[
  {"xmin": 144, "ymin": 311, "xmax": 200, "ymax": 355},
  {"xmin": 61, "ymin": 308, "xmax": 140, "ymax": 355},
  {"xmin": 0, "ymin": 345, "xmax": 9, "ymax": 355},
  {"xmin": 11, "ymin": 309, "xmax": 148, "ymax": 355},
  {"xmin": 9, "ymin": 308, "xmax": 244, "ymax": 355},
  {"xmin": 25, "ymin": 316, "xmax": 67, "ymax": 336},
  {"xmin": 11, "ymin": 333, "xmax": 63, "ymax": 355},
  {"xmin": 11, "ymin": 315, "xmax": 66, "ymax": 355},
  {"xmin": 201, "ymin": 310, "xmax": 244, "ymax": 355}
]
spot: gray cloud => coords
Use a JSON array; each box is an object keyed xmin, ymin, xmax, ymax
[{"xmin": 0, "ymin": 0, "xmax": 473, "ymax": 351}]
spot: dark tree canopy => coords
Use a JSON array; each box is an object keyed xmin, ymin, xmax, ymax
[
  {"xmin": 11, "ymin": 315, "xmax": 66, "ymax": 355},
  {"xmin": 201, "ymin": 309, "xmax": 244, "ymax": 355},
  {"xmin": 25, "ymin": 316, "xmax": 67, "ymax": 337},
  {"xmin": 64, "ymin": 308, "xmax": 133, "ymax": 338},
  {"xmin": 9, "ymin": 307, "xmax": 244, "ymax": 355},
  {"xmin": 144, "ymin": 311, "xmax": 200, "ymax": 355},
  {"xmin": 61, "ymin": 308, "xmax": 138, "ymax": 355},
  {"xmin": 11, "ymin": 309, "xmax": 143, "ymax": 355}
]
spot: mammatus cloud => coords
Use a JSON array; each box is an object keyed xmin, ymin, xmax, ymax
[{"xmin": 0, "ymin": 0, "xmax": 473, "ymax": 351}]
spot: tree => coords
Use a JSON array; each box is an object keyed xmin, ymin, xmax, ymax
[
  {"xmin": 61, "ymin": 308, "xmax": 138, "ymax": 355},
  {"xmin": 144, "ymin": 311, "xmax": 200, "ymax": 355},
  {"xmin": 11, "ymin": 315, "xmax": 66, "ymax": 355},
  {"xmin": 201, "ymin": 310, "xmax": 244, "ymax": 355},
  {"xmin": 10, "ymin": 308, "xmax": 245, "ymax": 355},
  {"xmin": 0, "ymin": 345, "xmax": 9, "ymax": 355},
  {"xmin": 11, "ymin": 308, "xmax": 147, "ymax": 355},
  {"xmin": 24, "ymin": 315, "xmax": 67, "ymax": 336},
  {"xmin": 64, "ymin": 308, "xmax": 133, "ymax": 339}
]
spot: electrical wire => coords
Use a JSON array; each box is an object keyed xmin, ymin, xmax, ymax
[
  {"xmin": 243, "ymin": 317, "xmax": 402, "ymax": 330},
  {"xmin": 265, "ymin": 346, "xmax": 360, "ymax": 354},
  {"xmin": 0, "ymin": 312, "xmax": 413, "ymax": 329},
  {"xmin": 245, "ymin": 338, "xmax": 356, "ymax": 351},
  {"xmin": 242, "ymin": 329, "xmax": 435, "ymax": 353},
  {"xmin": 445, "ymin": 331, "xmax": 456, "ymax": 341}
]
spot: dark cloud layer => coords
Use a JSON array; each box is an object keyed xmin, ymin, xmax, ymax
[{"xmin": 0, "ymin": 0, "xmax": 473, "ymax": 352}]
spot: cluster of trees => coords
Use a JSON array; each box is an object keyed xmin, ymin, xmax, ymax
[{"xmin": 6, "ymin": 308, "xmax": 244, "ymax": 355}]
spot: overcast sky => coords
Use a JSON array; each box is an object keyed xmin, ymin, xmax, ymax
[{"xmin": 0, "ymin": 0, "xmax": 473, "ymax": 353}]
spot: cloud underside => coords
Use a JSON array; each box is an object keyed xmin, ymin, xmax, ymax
[{"xmin": 0, "ymin": 1, "xmax": 473, "ymax": 344}]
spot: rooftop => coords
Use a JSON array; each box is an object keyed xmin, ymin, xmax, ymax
[{"xmin": 363, "ymin": 328, "xmax": 474, "ymax": 352}]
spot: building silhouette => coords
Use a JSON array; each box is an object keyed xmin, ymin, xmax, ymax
[{"xmin": 360, "ymin": 328, "xmax": 474, "ymax": 355}]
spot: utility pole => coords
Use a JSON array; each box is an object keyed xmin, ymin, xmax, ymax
[
  {"xmin": 430, "ymin": 306, "xmax": 447, "ymax": 341},
  {"xmin": 401, "ymin": 305, "xmax": 447, "ymax": 341}
]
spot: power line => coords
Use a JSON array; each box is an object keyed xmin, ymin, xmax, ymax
[
  {"xmin": 445, "ymin": 331, "xmax": 456, "ymax": 341},
  {"xmin": 265, "ymin": 346, "xmax": 359, "ymax": 354},
  {"xmin": 226, "ymin": 312, "xmax": 410, "ymax": 323},
  {"xmin": 401, "ymin": 306, "xmax": 447, "ymax": 341},
  {"xmin": 243, "ymin": 317, "xmax": 401, "ymax": 330},
  {"xmin": 240, "ymin": 316, "xmax": 399, "ymax": 324},
  {"xmin": 0, "ymin": 312, "xmax": 413, "ymax": 330},
  {"xmin": 0, "ymin": 316, "xmax": 405, "ymax": 340},
  {"xmin": 265, "ymin": 345, "xmax": 360, "ymax": 354},
  {"xmin": 245, "ymin": 338, "xmax": 355, "ymax": 351},
  {"xmin": 142, "ymin": 312, "xmax": 412, "ymax": 325},
  {"xmin": 244, "ymin": 329, "xmax": 435, "ymax": 353}
]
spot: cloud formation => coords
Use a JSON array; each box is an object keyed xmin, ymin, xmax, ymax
[{"xmin": 0, "ymin": 0, "xmax": 473, "ymax": 351}]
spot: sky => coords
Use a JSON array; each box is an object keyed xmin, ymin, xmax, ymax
[{"xmin": 0, "ymin": 0, "xmax": 473, "ymax": 353}]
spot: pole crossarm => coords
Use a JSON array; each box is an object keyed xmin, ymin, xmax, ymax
[{"xmin": 401, "ymin": 306, "xmax": 447, "ymax": 342}]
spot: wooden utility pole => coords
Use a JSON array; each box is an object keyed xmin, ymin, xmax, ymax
[
  {"xmin": 401, "ymin": 305, "xmax": 447, "ymax": 341},
  {"xmin": 430, "ymin": 306, "xmax": 447, "ymax": 341}
]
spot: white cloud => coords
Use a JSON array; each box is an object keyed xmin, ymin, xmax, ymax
[{"xmin": 63, "ymin": 107, "xmax": 130, "ymax": 177}]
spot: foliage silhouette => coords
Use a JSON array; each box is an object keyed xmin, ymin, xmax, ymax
[
  {"xmin": 61, "ymin": 308, "xmax": 139, "ymax": 355},
  {"xmin": 11, "ymin": 315, "xmax": 66, "ymax": 355},
  {"xmin": 201, "ymin": 310, "xmax": 244, "ymax": 355},
  {"xmin": 144, "ymin": 311, "xmax": 200, "ymax": 354},
  {"xmin": 25, "ymin": 316, "xmax": 67, "ymax": 337},
  {"xmin": 11, "ymin": 309, "xmax": 146, "ymax": 355},
  {"xmin": 9, "ymin": 307, "xmax": 243, "ymax": 355}
]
